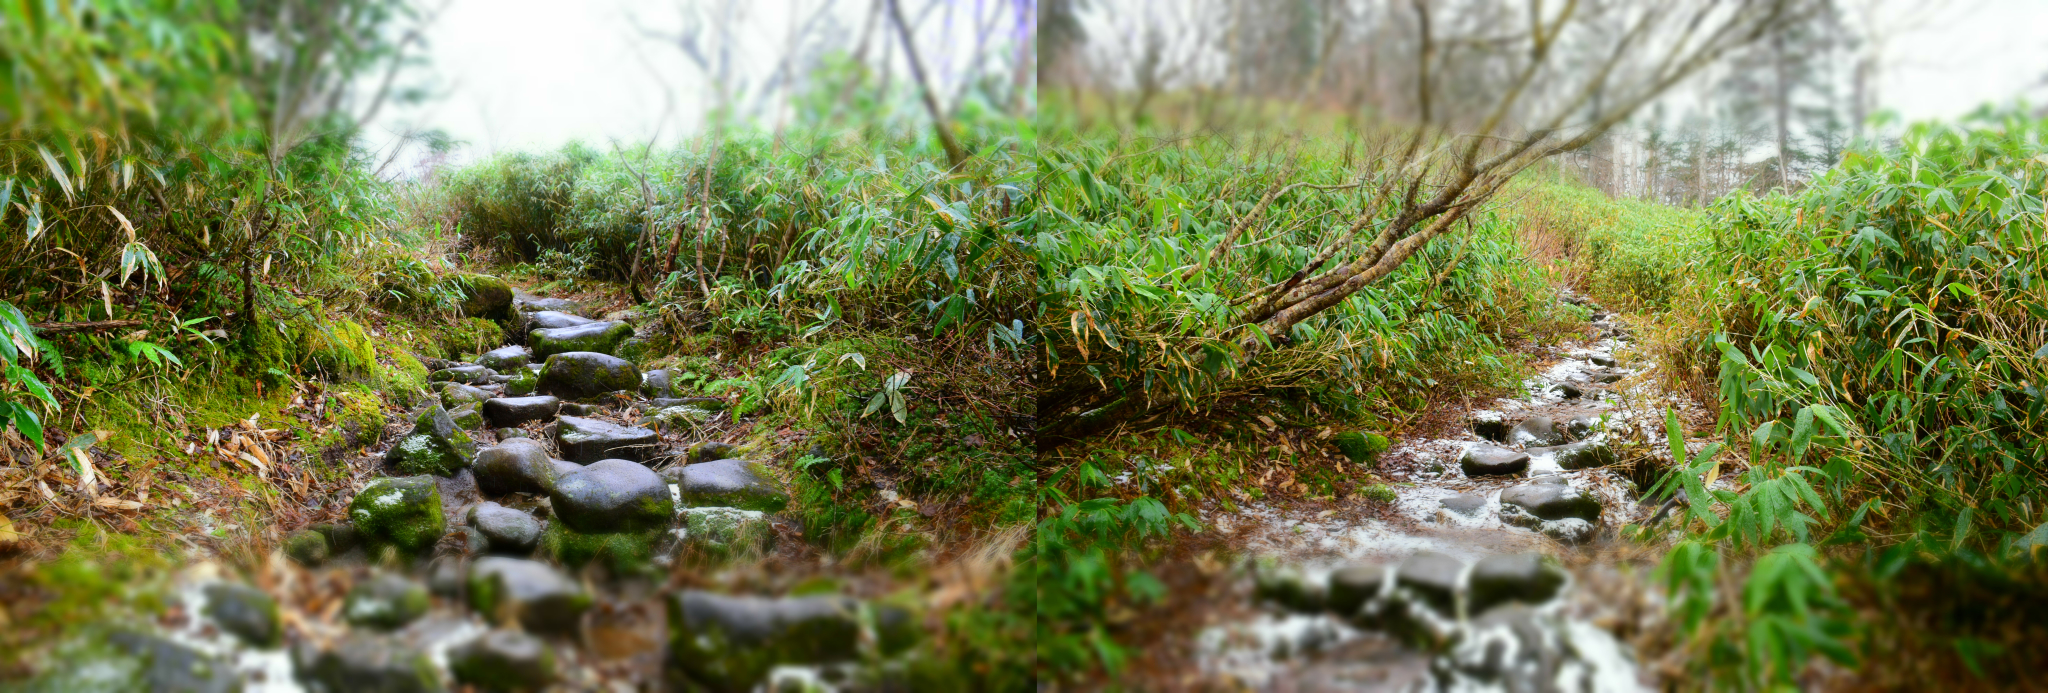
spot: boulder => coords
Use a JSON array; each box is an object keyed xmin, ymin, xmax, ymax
[
  {"xmin": 472, "ymin": 438, "xmax": 559, "ymax": 496},
  {"xmin": 687, "ymin": 441, "xmax": 741, "ymax": 464},
  {"xmin": 384, "ymin": 405, "xmax": 477, "ymax": 477},
  {"xmin": 203, "ymin": 583, "xmax": 279, "ymax": 648},
  {"xmin": 640, "ymin": 369, "xmax": 677, "ymax": 398},
  {"xmin": 483, "ymin": 396, "xmax": 560, "ymax": 429},
  {"xmin": 1251, "ymin": 560, "xmax": 1325, "ymax": 613},
  {"xmin": 429, "ymin": 365, "xmax": 496, "ymax": 385},
  {"xmin": 285, "ymin": 529, "xmax": 330, "ymax": 566},
  {"xmin": 554, "ymin": 415, "xmax": 658, "ymax": 464},
  {"xmin": 476, "ymin": 346, "xmax": 531, "ymax": 371},
  {"xmin": 663, "ymin": 458, "xmax": 789, "ymax": 512},
  {"xmin": 304, "ymin": 634, "xmax": 445, "ymax": 693},
  {"xmin": 1529, "ymin": 440, "xmax": 1616, "ymax": 471},
  {"xmin": 536, "ymin": 352, "xmax": 639, "ymax": 401},
  {"xmin": 344, "ymin": 573, "xmax": 430, "ymax": 631},
  {"xmin": 529, "ymin": 321, "xmax": 634, "ymax": 360},
  {"xmin": 526, "ymin": 310, "xmax": 593, "ymax": 330},
  {"xmin": 539, "ymin": 523, "xmax": 663, "ymax": 574},
  {"xmin": 551, "ymin": 459, "xmax": 674, "ymax": 533},
  {"xmin": 468, "ymin": 502, "xmax": 543, "ymax": 554},
  {"xmin": 1500, "ymin": 482, "xmax": 1602, "ymax": 523},
  {"xmin": 468, "ymin": 557, "xmax": 592, "ymax": 635},
  {"xmin": 666, "ymin": 591, "xmax": 861, "ymax": 692},
  {"xmin": 349, "ymin": 475, "xmax": 446, "ymax": 556},
  {"xmin": 1326, "ymin": 564, "xmax": 1387, "ymax": 617},
  {"xmin": 679, "ymin": 507, "xmax": 774, "ymax": 563},
  {"xmin": 1589, "ymin": 353, "xmax": 1617, "ymax": 367},
  {"xmin": 449, "ymin": 630, "xmax": 556, "ymax": 693},
  {"xmin": 455, "ymin": 273, "xmax": 514, "ymax": 319},
  {"xmin": 1564, "ymin": 415, "xmax": 1603, "ymax": 439},
  {"xmin": 649, "ymin": 404, "xmax": 714, "ymax": 429},
  {"xmin": 550, "ymin": 459, "xmax": 584, "ymax": 478},
  {"xmin": 1465, "ymin": 554, "xmax": 1566, "ymax": 615},
  {"xmin": 1548, "ymin": 383, "xmax": 1584, "ymax": 399},
  {"xmin": 1331, "ymin": 431, "xmax": 1391, "ymax": 466},
  {"xmin": 1540, "ymin": 518, "xmax": 1597, "ymax": 544},
  {"xmin": 1508, "ymin": 416, "xmax": 1568, "ymax": 447},
  {"xmin": 440, "ymin": 383, "xmax": 494, "ymax": 409},
  {"xmin": 316, "ymin": 523, "xmax": 360, "ymax": 555},
  {"xmin": 1439, "ymin": 493, "xmax": 1487, "ymax": 517},
  {"xmin": 504, "ymin": 368, "xmax": 538, "ymax": 397},
  {"xmin": 1459, "ymin": 444, "xmax": 1529, "ymax": 477}
]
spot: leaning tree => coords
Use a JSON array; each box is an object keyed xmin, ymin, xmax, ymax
[{"xmin": 1039, "ymin": 0, "xmax": 1816, "ymax": 448}]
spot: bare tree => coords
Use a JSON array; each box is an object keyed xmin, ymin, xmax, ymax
[
  {"xmin": 886, "ymin": 0, "xmax": 969, "ymax": 168},
  {"xmin": 1043, "ymin": 0, "xmax": 1816, "ymax": 447}
]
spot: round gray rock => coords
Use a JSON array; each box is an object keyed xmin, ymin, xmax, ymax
[
  {"xmin": 662, "ymin": 458, "xmax": 789, "ymax": 512},
  {"xmin": 468, "ymin": 557, "xmax": 591, "ymax": 635},
  {"xmin": 550, "ymin": 459, "xmax": 675, "ymax": 533},
  {"xmin": 476, "ymin": 345, "xmax": 531, "ymax": 371},
  {"xmin": 1500, "ymin": 482, "xmax": 1602, "ymax": 522},
  {"xmin": 473, "ymin": 438, "xmax": 559, "ymax": 496},
  {"xmin": 469, "ymin": 501, "xmax": 543, "ymax": 554},
  {"xmin": 1459, "ymin": 444, "xmax": 1530, "ymax": 477},
  {"xmin": 554, "ymin": 415, "xmax": 658, "ymax": 464},
  {"xmin": 482, "ymin": 395, "xmax": 560, "ymax": 429},
  {"xmin": 536, "ymin": 352, "xmax": 639, "ymax": 401},
  {"xmin": 344, "ymin": 573, "xmax": 430, "ymax": 631},
  {"xmin": 1395, "ymin": 551, "xmax": 1464, "ymax": 614},
  {"xmin": 1466, "ymin": 553, "xmax": 1566, "ymax": 615}
]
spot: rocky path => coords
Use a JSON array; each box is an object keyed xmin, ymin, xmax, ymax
[
  {"xmin": 59, "ymin": 288, "xmax": 909, "ymax": 692},
  {"xmin": 1190, "ymin": 291, "xmax": 1678, "ymax": 692}
]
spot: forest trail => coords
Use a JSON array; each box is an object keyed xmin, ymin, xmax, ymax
[
  {"xmin": 1183, "ymin": 290, "xmax": 1682, "ymax": 691},
  {"xmin": 57, "ymin": 286, "xmax": 906, "ymax": 693}
]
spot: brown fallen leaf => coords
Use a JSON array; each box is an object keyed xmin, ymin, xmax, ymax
[
  {"xmin": 94, "ymin": 497, "xmax": 143, "ymax": 511},
  {"xmin": 0, "ymin": 515, "xmax": 19, "ymax": 547}
]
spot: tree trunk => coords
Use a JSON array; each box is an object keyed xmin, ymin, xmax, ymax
[{"xmin": 886, "ymin": 0, "xmax": 968, "ymax": 169}]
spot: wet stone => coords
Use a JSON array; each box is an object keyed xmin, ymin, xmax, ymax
[
  {"xmin": 1465, "ymin": 554, "xmax": 1566, "ymax": 616},
  {"xmin": 1439, "ymin": 493, "xmax": 1487, "ymax": 517},
  {"xmin": 1531, "ymin": 439, "xmax": 1617, "ymax": 470},
  {"xmin": 1589, "ymin": 353, "xmax": 1617, "ymax": 367},
  {"xmin": 1540, "ymin": 518, "xmax": 1597, "ymax": 544},
  {"xmin": 316, "ymin": 523, "xmax": 360, "ymax": 555},
  {"xmin": 482, "ymin": 395, "xmax": 560, "ymax": 429},
  {"xmin": 555, "ymin": 415, "xmax": 658, "ymax": 464},
  {"xmin": 473, "ymin": 438, "xmax": 559, "ymax": 496},
  {"xmin": 663, "ymin": 458, "xmax": 790, "ymax": 512},
  {"xmin": 504, "ymin": 368, "xmax": 539, "ymax": 397},
  {"xmin": 653, "ymin": 396, "xmax": 727, "ymax": 411},
  {"xmin": 286, "ymin": 529, "xmax": 330, "ymax": 566},
  {"xmin": 1591, "ymin": 371, "xmax": 1625, "ymax": 384},
  {"xmin": 1459, "ymin": 444, "xmax": 1530, "ymax": 477},
  {"xmin": 1508, "ymin": 416, "xmax": 1568, "ymax": 447},
  {"xmin": 468, "ymin": 557, "xmax": 592, "ymax": 635},
  {"xmin": 1549, "ymin": 383, "xmax": 1584, "ymax": 399},
  {"xmin": 1499, "ymin": 482, "xmax": 1602, "ymax": 523},
  {"xmin": 456, "ymin": 274, "xmax": 514, "ymax": 319},
  {"xmin": 551, "ymin": 459, "xmax": 674, "ymax": 533},
  {"xmin": 440, "ymin": 383, "xmax": 494, "ymax": 409},
  {"xmin": 350, "ymin": 475, "xmax": 447, "ymax": 556},
  {"xmin": 1564, "ymin": 415, "xmax": 1603, "ymax": 439},
  {"xmin": 476, "ymin": 345, "xmax": 531, "ymax": 371},
  {"xmin": 429, "ymin": 365, "xmax": 496, "ymax": 384},
  {"xmin": 469, "ymin": 501, "xmax": 543, "ymax": 554},
  {"xmin": 449, "ymin": 629, "xmax": 556, "ymax": 692},
  {"xmin": 203, "ymin": 583, "xmax": 279, "ymax": 648},
  {"xmin": 550, "ymin": 459, "xmax": 583, "ymax": 478},
  {"xmin": 426, "ymin": 556, "xmax": 466, "ymax": 598},
  {"xmin": 384, "ymin": 404, "xmax": 477, "ymax": 477},
  {"xmin": 305, "ymin": 634, "xmax": 445, "ymax": 693},
  {"xmin": 1332, "ymin": 431, "xmax": 1391, "ymax": 465},
  {"xmin": 529, "ymin": 321, "xmax": 635, "ymax": 360},
  {"xmin": 526, "ymin": 310, "xmax": 593, "ymax": 330},
  {"xmin": 640, "ymin": 369, "xmax": 677, "ymax": 399},
  {"xmin": 559, "ymin": 402, "xmax": 604, "ymax": 416},
  {"xmin": 448, "ymin": 404, "xmax": 484, "ymax": 430},
  {"xmin": 536, "ymin": 352, "xmax": 640, "ymax": 401},
  {"xmin": 1326, "ymin": 564, "xmax": 1388, "ymax": 617},
  {"xmin": 687, "ymin": 441, "xmax": 741, "ymax": 463},
  {"xmin": 667, "ymin": 591, "xmax": 862, "ymax": 692},
  {"xmin": 345, "ymin": 573, "xmax": 430, "ymax": 631},
  {"xmin": 1394, "ymin": 551, "xmax": 1464, "ymax": 614}
]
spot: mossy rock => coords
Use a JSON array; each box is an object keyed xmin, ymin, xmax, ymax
[
  {"xmin": 384, "ymin": 404, "xmax": 478, "ymax": 476},
  {"xmin": 379, "ymin": 349, "xmax": 432, "ymax": 407},
  {"xmin": 453, "ymin": 273, "xmax": 514, "ymax": 319},
  {"xmin": 529, "ymin": 321, "xmax": 635, "ymax": 361},
  {"xmin": 344, "ymin": 574, "xmax": 431, "ymax": 631},
  {"xmin": 314, "ymin": 389, "xmax": 387, "ymax": 460},
  {"xmin": 299, "ymin": 318, "xmax": 379, "ymax": 380},
  {"xmin": 505, "ymin": 367, "xmax": 539, "ymax": 396},
  {"xmin": 440, "ymin": 317, "xmax": 506, "ymax": 360},
  {"xmin": 666, "ymin": 591, "xmax": 861, "ymax": 692},
  {"xmin": 285, "ymin": 530, "xmax": 330, "ymax": 566},
  {"xmin": 449, "ymin": 404, "xmax": 485, "ymax": 430},
  {"xmin": 449, "ymin": 630, "xmax": 556, "ymax": 693},
  {"xmin": 540, "ymin": 523, "xmax": 663, "ymax": 575},
  {"xmin": 536, "ymin": 352, "xmax": 640, "ymax": 401},
  {"xmin": 1333, "ymin": 431, "xmax": 1391, "ymax": 466},
  {"xmin": 349, "ymin": 476, "xmax": 446, "ymax": 557}
]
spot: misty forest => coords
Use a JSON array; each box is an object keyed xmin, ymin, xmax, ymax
[{"xmin": 1, "ymin": 0, "xmax": 2045, "ymax": 691}]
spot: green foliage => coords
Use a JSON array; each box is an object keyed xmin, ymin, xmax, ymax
[
  {"xmin": 1034, "ymin": 460, "xmax": 1199, "ymax": 679},
  {"xmin": 0, "ymin": 301, "xmax": 59, "ymax": 448}
]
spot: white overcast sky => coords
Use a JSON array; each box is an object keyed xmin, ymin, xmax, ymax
[{"xmin": 361, "ymin": 0, "xmax": 2048, "ymax": 166}]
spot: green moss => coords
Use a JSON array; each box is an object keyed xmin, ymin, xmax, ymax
[
  {"xmin": 311, "ymin": 387, "xmax": 386, "ymax": 461},
  {"xmin": 1359, "ymin": 484, "xmax": 1398, "ymax": 504},
  {"xmin": 540, "ymin": 523, "xmax": 661, "ymax": 575},
  {"xmin": 450, "ymin": 273, "xmax": 514, "ymax": 319},
  {"xmin": 1332, "ymin": 431, "xmax": 1391, "ymax": 466},
  {"xmin": 441, "ymin": 318, "xmax": 505, "ymax": 360},
  {"xmin": 378, "ymin": 348, "xmax": 431, "ymax": 407},
  {"xmin": 295, "ymin": 316, "xmax": 378, "ymax": 380},
  {"xmin": 348, "ymin": 476, "xmax": 445, "ymax": 557}
]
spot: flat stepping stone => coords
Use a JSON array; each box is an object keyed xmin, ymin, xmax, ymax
[
  {"xmin": 1501, "ymin": 481, "xmax": 1602, "ymax": 543},
  {"xmin": 679, "ymin": 507, "xmax": 775, "ymax": 563},
  {"xmin": 536, "ymin": 352, "xmax": 639, "ymax": 401},
  {"xmin": 440, "ymin": 383, "xmax": 493, "ymax": 408},
  {"xmin": 468, "ymin": 501, "xmax": 543, "ymax": 554},
  {"xmin": 1528, "ymin": 440, "xmax": 1616, "ymax": 470},
  {"xmin": 550, "ymin": 459, "xmax": 674, "ymax": 533},
  {"xmin": 1394, "ymin": 551, "xmax": 1464, "ymax": 614},
  {"xmin": 203, "ymin": 583, "xmax": 279, "ymax": 648},
  {"xmin": 1439, "ymin": 493, "xmax": 1487, "ymax": 517},
  {"xmin": 304, "ymin": 634, "xmax": 442, "ymax": 693},
  {"xmin": 1470, "ymin": 410, "xmax": 1509, "ymax": 442},
  {"xmin": 468, "ymin": 557, "xmax": 591, "ymax": 635},
  {"xmin": 476, "ymin": 345, "xmax": 531, "ymax": 371},
  {"xmin": 662, "ymin": 458, "xmax": 789, "ymax": 511},
  {"xmin": 429, "ymin": 365, "xmax": 497, "ymax": 384},
  {"xmin": 483, "ymin": 395, "xmax": 560, "ymax": 429},
  {"xmin": 1509, "ymin": 416, "xmax": 1568, "ymax": 446},
  {"xmin": 473, "ymin": 438, "xmax": 559, "ymax": 496},
  {"xmin": 105, "ymin": 632, "xmax": 241, "ymax": 693},
  {"xmin": 529, "ymin": 321, "xmax": 634, "ymax": 360},
  {"xmin": 1459, "ymin": 444, "xmax": 1529, "ymax": 477},
  {"xmin": 384, "ymin": 404, "xmax": 478, "ymax": 476},
  {"xmin": 525, "ymin": 309, "xmax": 593, "ymax": 329},
  {"xmin": 554, "ymin": 415, "xmax": 658, "ymax": 464},
  {"xmin": 1326, "ymin": 564, "xmax": 1388, "ymax": 617}
]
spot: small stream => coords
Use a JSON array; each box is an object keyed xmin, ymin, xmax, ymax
[{"xmin": 1191, "ymin": 292, "xmax": 1676, "ymax": 691}]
